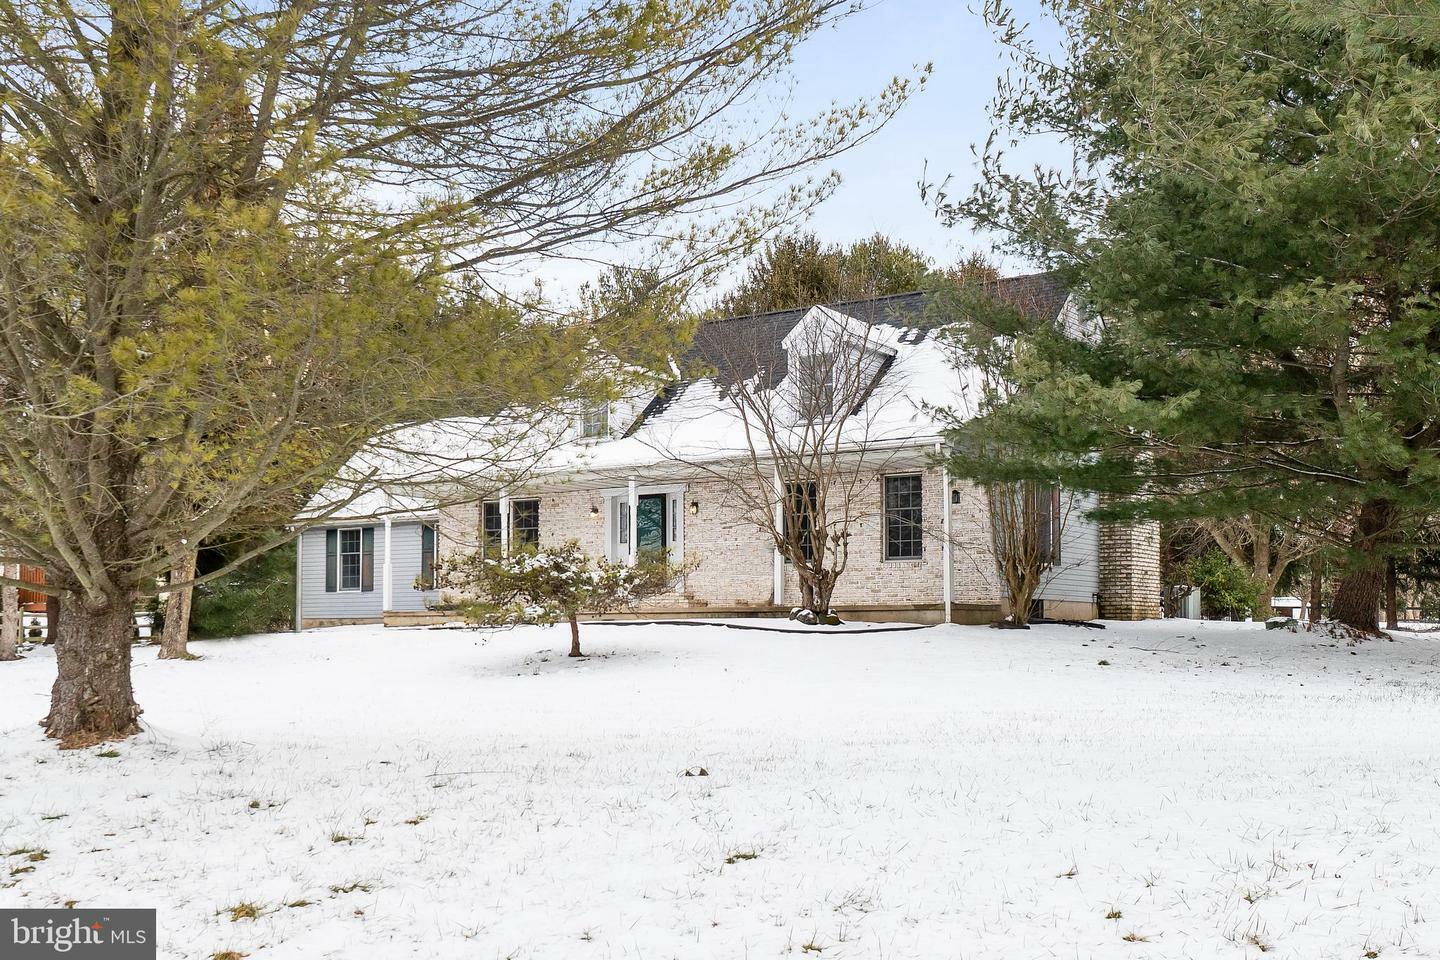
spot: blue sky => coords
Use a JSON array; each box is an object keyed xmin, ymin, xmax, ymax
[
  {"xmin": 522, "ymin": 1, "xmax": 1061, "ymax": 293},
  {"xmin": 777, "ymin": 0, "xmax": 1058, "ymax": 271}
]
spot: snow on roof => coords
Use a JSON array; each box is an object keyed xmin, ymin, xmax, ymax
[{"xmin": 304, "ymin": 276, "xmax": 1069, "ymax": 519}]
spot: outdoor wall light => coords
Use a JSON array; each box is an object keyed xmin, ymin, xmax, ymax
[
  {"xmin": 689, "ymin": 500, "xmax": 700, "ymax": 516},
  {"xmin": 590, "ymin": 505, "xmax": 600, "ymax": 518}
]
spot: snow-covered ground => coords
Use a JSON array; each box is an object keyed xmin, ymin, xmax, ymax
[{"xmin": 3, "ymin": 619, "xmax": 1440, "ymax": 959}]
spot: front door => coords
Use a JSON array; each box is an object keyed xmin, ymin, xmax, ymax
[{"xmin": 636, "ymin": 494, "xmax": 668, "ymax": 558}]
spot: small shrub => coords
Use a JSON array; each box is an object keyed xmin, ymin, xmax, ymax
[
  {"xmin": 436, "ymin": 541, "xmax": 693, "ymax": 658},
  {"xmin": 1105, "ymin": 908, "xmax": 1122, "ymax": 920},
  {"xmin": 1187, "ymin": 549, "xmax": 1263, "ymax": 619},
  {"xmin": 212, "ymin": 952, "xmax": 249, "ymax": 960},
  {"xmin": 724, "ymin": 850, "xmax": 758, "ymax": 865},
  {"xmin": 225, "ymin": 902, "xmax": 261, "ymax": 922},
  {"xmin": 1122, "ymin": 932, "xmax": 1149, "ymax": 942},
  {"xmin": 96, "ymin": 750, "xmax": 120, "ymax": 759}
]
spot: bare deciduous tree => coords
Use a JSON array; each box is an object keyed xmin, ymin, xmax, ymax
[
  {"xmin": 654, "ymin": 305, "xmax": 912, "ymax": 618},
  {"xmin": 982, "ymin": 482, "xmax": 1072, "ymax": 626}
]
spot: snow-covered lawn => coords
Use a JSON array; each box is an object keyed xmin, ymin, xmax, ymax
[{"xmin": 3, "ymin": 619, "xmax": 1440, "ymax": 959}]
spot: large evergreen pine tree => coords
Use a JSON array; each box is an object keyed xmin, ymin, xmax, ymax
[{"xmin": 934, "ymin": 0, "xmax": 1440, "ymax": 632}]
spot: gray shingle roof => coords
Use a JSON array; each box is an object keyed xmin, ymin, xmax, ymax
[
  {"xmin": 627, "ymin": 273, "xmax": 1067, "ymax": 434},
  {"xmin": 690, "ymin": 272, "xmax": 1066, "ymax": 382}
]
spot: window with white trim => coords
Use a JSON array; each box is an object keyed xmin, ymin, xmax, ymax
[
  {"xmin": 580, "ymin": 402, "xmax": 609, "ymax": 438},
  {"xmin": 883, "ymin": 474, "xmax": 923, "ymax": 560},
  {"xmin": 338, "ymin": 528, "xmax": 363, "ymax": 591},
  {"xmin": 793, "ymin": 354, "xmax": 836, "ymax": 421},
  {"xmin": 481, "ymin": 501, "xmax": 502, "ymax": 558},
  {"xmin": 512, "ymin": 499, "xmax": 540, "ymax": 551}
]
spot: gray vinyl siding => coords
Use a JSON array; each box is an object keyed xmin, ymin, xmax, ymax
[
  {"xmin": 387, "ymin": 521, "xmax": 441, "ymax": 613},
  {"xmin": 1035, "ymin": 491, "xmax": 1101, "ymax": 605},
  {"xmin": 299, "ymin": 520, "xmax": 440, "ymax": 621}
]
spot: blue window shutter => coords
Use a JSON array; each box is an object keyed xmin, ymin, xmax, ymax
[
  {"xmin": 361, "ymin": 527, "xmax": 375, "ymax": 592},
  {"xmin": 325, "ymin": 530, "xmax": 337, "ymax": 593}
]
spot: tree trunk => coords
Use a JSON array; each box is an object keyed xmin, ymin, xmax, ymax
[
  {"xmin": 1, "ymin": 563, "xmax": 19, "ymax": 661},
  {"xmin": 45, "ymin": 587, "xmax": 142, "ymax": 746},
  {"xmin": 1385, "ymin": 556, "xmax": 1398, "ymax": 630},
  {"xmin": 1330, "ymin": 501, "xmax": 1393, "ymax": 633},
  {"xmin": 797, "ymin": 575, "xmax": 815, "ymax": 614},
  {"xmin": 1250, "ymin": 531, "xmax": 1273, "ymax": 620},
  {"xmin": 159, "ymin": 549, "xmax": 198, "ymax": 660},
  {"xmin": 1308, "ymin": 559, "xmax": 1323, "ymax": 623},
  {"xmin": 568, "ymin": 614, "xmax": 583, "ymax": 658}
]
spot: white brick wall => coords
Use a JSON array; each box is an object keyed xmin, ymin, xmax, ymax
[{"xmin": 428, "ymin": 465, "xmax": 1155, "ymax": 622}]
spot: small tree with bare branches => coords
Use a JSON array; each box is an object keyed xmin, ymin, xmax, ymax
[{"xmin": 655, "ymin": 304, "xmax": 913, "ymax": 619}]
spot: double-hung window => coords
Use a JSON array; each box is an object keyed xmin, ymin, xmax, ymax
[
  {"xmin": 481, "ymin": 501, "xmax": 503, "ymax": 558},
  {"xmin": 511, "ymin": 499, "xmax": 541, "ymax": 551},
  {"xmin": 783, "ymin": 481, "xmax": 818, "ymax": 562},
  {"xmin": 883, "ymin": 474, "xmax": 923, "ymax": 560},
  {"xmin": 793, "ymin": 354, "xmax": 836, "ymax": 421},
  {"xmin": 338, "ymin": 528, "xmax": 363, "ymax": 590},
  {"xmin": 580, "ymin": 402, "xmax": 609, "ymax": 439}
]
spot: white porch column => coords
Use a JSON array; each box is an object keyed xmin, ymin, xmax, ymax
[
  {"xmin": 939, "ymin": 443, "xmax": 953, "ymax": 624},
  {"xmin": 626, "ymin": 478, "xmax": 639, "ymax": 565},
  {"xmin": 499, "ymin": 489, "xmax": 511, "ymax": 557},
  {"xmin": 382, "ymin": 516, "xmax": 393, "ymax": 612},
  {"xmin": 772, "ymin": 466, "xmax": 785, "ymax": 606},
  {"xmin": 293, "ymin": 532, "xmax": 303, "ymax": 632}
]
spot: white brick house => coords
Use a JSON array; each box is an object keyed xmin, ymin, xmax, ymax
[{"xmin": 296, "ymin": 275, "xmax": 1161, "ymax": 627}]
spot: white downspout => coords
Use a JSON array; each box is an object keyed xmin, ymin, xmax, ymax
[
  {"xmin": 772, "ymin": 465, "xmax": 785, "ymax": 607},
  {"xmin": 939, "ymin": 442, "xmax": 952, "ymax": 624},
  {"xmin": 293, "ymin": 531, "xmax": 303, "ymax": 632},
  {"xmin": 382, "ymin": 515, "xmax": 393, "ymax": 613},
  {"xmin": 626, "ymin": 478, "xmax": 639, "ymax": 565}
]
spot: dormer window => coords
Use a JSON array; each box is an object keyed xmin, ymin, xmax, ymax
[
  {"xmin": 793, "ymin": 353, "xmax": 836, "ymax": 421},
  {"xmin": 580, "ymin": 401, "xmax": 610, "ymax": 439}
]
